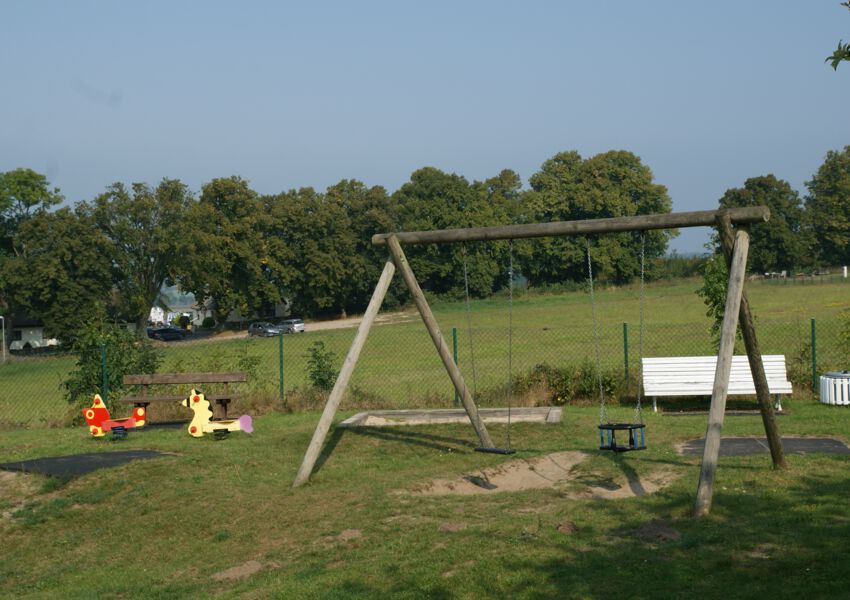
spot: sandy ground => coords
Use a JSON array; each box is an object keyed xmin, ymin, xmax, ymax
[
  {"xmin": 0, "ymin": 471, "xmax": 41, "ymax": 521},
  {"xmin": 407, "ymin": 451, "xmax": 680, "ymax": 499}
]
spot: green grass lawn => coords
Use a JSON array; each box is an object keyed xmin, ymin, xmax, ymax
[
  {"xmin": 1, "ymin": 398, "xmax": 850, "ymax": 598},
  {"xmin": 2, "ymin": 277, "xmax": 848, "ymax": 427}
]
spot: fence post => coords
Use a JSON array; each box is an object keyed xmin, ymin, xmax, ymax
[
  {"xmin": 811, "ymin": 318, "xmax": 817, "ymax": 391},
  {"xmin": 101, "ymin": 344, "xmax": 109, "ymax": 404},
  {"xmin": 452, "ymin": 327, "xmax": 459, "ymax": 406},
  {"xmin": 623, "ymin": 322, "xmax": 629, "ymax": 391},
  {"xmin": 279, "ymin": 330, "xmax": 285, "ymax": 405}
]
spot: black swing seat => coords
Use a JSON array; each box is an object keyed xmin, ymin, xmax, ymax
[
  {"xmin": 598, "ymin": 422, "xmax": 646, "ymax": 452},
  {"xmin": 475, "ymin": 447, "xmax": 516, "ymax": 455}
]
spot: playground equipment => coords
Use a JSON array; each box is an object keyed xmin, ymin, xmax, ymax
[
  {"xmin": 292, "ymin": 207, "xmax": 787, "ymax": 518},
  {"xmin": 587, "ymin": 236, "xmax": 647, "ymax": 452},
  {"xmin": 83, "ymin": 394, "xmax": 146, "ymax": 437},
  {"xmin": 182, "ymin": 389, "xmax": 253, "ymax": 438}
]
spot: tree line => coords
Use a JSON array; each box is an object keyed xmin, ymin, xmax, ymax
[{"xmin": 1, "ymin": 146, "xmax": 849, "ymax": 343}]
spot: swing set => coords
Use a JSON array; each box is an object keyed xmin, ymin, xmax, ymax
[{"xmin": 292, "ymin": 207, "xmax": 786, "ymax": 517}]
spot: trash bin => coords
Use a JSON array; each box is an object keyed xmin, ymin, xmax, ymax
[{"xmin": 820, "ymin": 371, "xmax": 850, "ymax": 405}]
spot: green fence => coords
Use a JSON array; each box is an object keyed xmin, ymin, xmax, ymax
[
  {"xmin": 0, "ymin": 316, "xmax": 846, "ymax": 429},
  {"xmin": 1, "ymin": 279, "xmax": 848, "ymax": 429}
]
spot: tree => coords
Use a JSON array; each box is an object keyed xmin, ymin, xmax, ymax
[
  {"xmin": 517, "ymin": 150, "xmax": 674, "ymax": 286},
  {"xmin": 827, "ymin": 2, "xmax": 850, "ymax": 69},
  {"xmin": 0, "ymin": 168, "xmax": 64, "ymax": 316},
  {"xmin": 1, "ymin": 207, "xmax": 115, "ymax": 342},
  {"xmin": 394, "ymin": 167, "xmax": 514, "ymax": 298},
  {"xmin": 0, "ymin": 168, "xmax": 63, "ymax": 255},
  {"xmin": 88, "ymin": 179, "xmax": 194, "ymax": 332},
  {"xmin": 805, "ymin": 146, "xmax": 850, "ymax": 266},
  {"xmin": 718, "ymin": 175, "xmax": 805, "ymax": 273},
  {"xmin": 323, "ymin": 180, "xmax": 402, "ymax": 313},
  {"xmin": 178, "ymin": 177, "xmax": 284, "ymax": 324},
  {"xmin": 264, "ymin": 186, "xmax": 358, "ymax": 317}
]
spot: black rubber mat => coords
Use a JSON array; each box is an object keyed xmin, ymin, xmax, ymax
[
  {"xmin": 0, "ymin": 450, "xmax": 172, "ymax": 478},
  {"xmin": 679, "ymin": 437, "xmax": 850, "ymax": 457}
]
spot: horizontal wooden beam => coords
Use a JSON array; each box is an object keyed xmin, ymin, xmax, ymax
[{"xmin": 372, "ymin": 207, "xmax": 769, "ymax": 246}]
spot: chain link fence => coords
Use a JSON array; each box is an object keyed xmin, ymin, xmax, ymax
[{"xmin": 2, "ymin": 282, "xmax": 848, "ymax": 429}]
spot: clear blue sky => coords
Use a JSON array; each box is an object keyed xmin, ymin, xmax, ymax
[{"xmin": 2, "ymin": 1, "xmax": 848, "ymax": 252}]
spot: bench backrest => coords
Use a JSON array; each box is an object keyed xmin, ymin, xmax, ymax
[
  {"xmin": 123, "ymin": 372, "xmax": 248, "ymax": 385},
  {"xmin": 642, "ymin": 355, "xmax": 792, "ymax": 397}
]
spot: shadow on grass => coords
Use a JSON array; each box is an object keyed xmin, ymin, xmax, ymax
[
  {"xmin": 343, "ymin": 426, "xmax": 478, "ymax": 453},
  {"xmin": 495, "ymin": 464, "xmax": 850, "ymax": 599},
  {"xmin": 310, "ymin": 425, "xmax": 490, "ymax": 479},
  {"xmin": 300, "ymin": 468, "xmax": 850, "ymax": 598}
]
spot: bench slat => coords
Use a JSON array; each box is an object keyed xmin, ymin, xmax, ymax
[
  {"xmin": 120, "ymin": 395, "xmax": 234, "ymax": 404},
  {"xmin": 123, "ymin": 372, "xmax": 247, "ymax": 385}
]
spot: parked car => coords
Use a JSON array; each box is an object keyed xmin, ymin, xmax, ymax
[
  {"xmin": 280, "ymin": 318, "xmax": 305, "ymax": 334},
  {"xmin": 248, "ymin": 322, "xmax": 282, "ymax": 337},
  {"xmin": 147, "ymin": 327, "xmax": 188, "ymax": 341}
]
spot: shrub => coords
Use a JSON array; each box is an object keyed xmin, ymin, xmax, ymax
[
  {"xmin": 64, "ymin": 320, "xmax": 161, "ymax": 415},
  {"xmin": 306, "ymin": 341, "xmax": 339, "ymax": 391},
  {"xmin": 201, "ymin": 316, "xmax": 216, "ymax": 329},
  {"xmin": 509, "ymin": 361, "xmax": 619, "ymax": 406},
  {"xmin": 696, "ymin": 251, "xmax": 728, "ymax": 342}
]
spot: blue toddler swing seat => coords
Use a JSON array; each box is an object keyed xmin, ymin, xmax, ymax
[{"xmin": 598, "ymin": 422, "xmax": 646, "ymax": 452}]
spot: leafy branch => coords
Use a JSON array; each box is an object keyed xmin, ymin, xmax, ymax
[{"xmin": 827, "ymin": 2, "xmax": 850, "ymax": 70}]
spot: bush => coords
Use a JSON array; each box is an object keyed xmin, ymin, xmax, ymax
[
  {"xmin": 509, "ymin": 360, "xmax": 619, "ymax": 406},
  {"xmin": 306, "ymin": 341, "xmax": 339, "ymax": 391},
  {"xmin": 696, "ymin": 251, "xmax": 728, "ymax": 342},
  {"xmin": 201, "ymin": 316, "xmax": 216, "ymax": 329},
  {"xmin": 64, "ymin": 320, "xmax": 161, "ymax": 415}
]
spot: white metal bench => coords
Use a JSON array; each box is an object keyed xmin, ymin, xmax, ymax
[{"xmin": 641, "ymin": 355, "xmax": 792, "ymax": 412}]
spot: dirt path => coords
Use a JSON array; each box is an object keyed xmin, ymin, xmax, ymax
[
  {"xmin": 306, "ymin": 310, "xmax": 419, "ymax": 332},
  {"xmin": 167, "ymin": 310, "xmax": 419, "ymax": 346}
]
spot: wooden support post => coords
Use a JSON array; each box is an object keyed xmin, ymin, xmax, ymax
[
  {"xmin": 292, "ymin": 259, "xmax": 396, "ymax": 488},
  {"xmin": 694, "ymin": 229, "xmax": 750, "ymax": 518},
  {"xmin": 385, "ymin": 235, "xmax": 495, "ymax": 449},
  {"xmin": 716, "ymin": 214, "xmax": 787, "ymax": 470}
]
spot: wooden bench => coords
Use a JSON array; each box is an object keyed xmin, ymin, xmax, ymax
[
  {"xmin": 641, "ymin": 355, "xmax": 792, "ymax": 412},
  {"xmin": 120, "ymin": 372, "xmax": 247, "ymax": 418}
]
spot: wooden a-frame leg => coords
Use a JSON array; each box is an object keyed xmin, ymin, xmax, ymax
[
  {"xmin": 694, "ymin": 229, "xmax": 749, "ymax": 517},
  {"xmin": 716, "ymin": 214, "xmax": 786, "ymax": 470},
  {"xmin": 293, "ymin": 259, "xmax": 396, "ymax": 488}
]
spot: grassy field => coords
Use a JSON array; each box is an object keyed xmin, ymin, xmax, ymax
[
  {"xmin": 1, "ymin": 398, "xmax": 850, "ymax": 598},
  {"xmin": 2, "ymin": 277, "xmax": 848, "ymax": 427}
]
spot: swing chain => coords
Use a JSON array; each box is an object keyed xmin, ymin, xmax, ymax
[
  {"xmin": 461, "ymin": 244, "xmax": 479, "ymax": 401},
  {"xmin": 635, "ymin": 234, "xmax": 645, "ymax": 424},
  {"xmin": 506, "ymin": 239, "xmax": 514, "ymax": 450},
  {"xmin": 463, "ymin": 242, "xmax": 515, "ymax": 454},
  {"xmin": 586, "ymin": 238, "xmax": 608, "ymax": 425}
]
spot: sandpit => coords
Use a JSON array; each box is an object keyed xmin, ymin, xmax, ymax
[{"xmin": 408, "ymin": 451, "xmax": 679, "ymax": 499}]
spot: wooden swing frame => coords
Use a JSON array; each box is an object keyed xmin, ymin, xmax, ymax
[{"xmin": 292, "ymin": 207, "xmax": 787, "ymax": 518}]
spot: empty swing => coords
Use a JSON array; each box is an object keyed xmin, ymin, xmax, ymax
[
  {"xmin": 462, "ymin": 241, "xmax": 516, "ymax": 455},
  {"xmin": 587, "ymin": 236, "xmax": 647, "ymax": 452}
]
